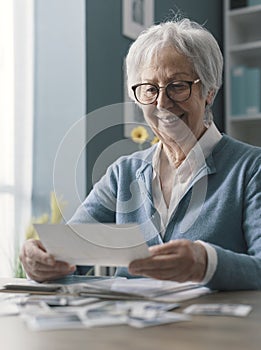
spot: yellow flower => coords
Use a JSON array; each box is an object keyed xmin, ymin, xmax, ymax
[
  {"xmin": 151, "ymin": 136, "xmax": 160, "ymax": 145},
  {"xmin": 24, "ymin": 192, "xmax": 67, "ymax": 240},
  {"xmin": 25, "ymin": 213, "xmax": 49, "ymax": 240},
  {"xmin": 130, "ymin": 126, "xmax": 149, "ymax": 144},
  {"xmin": 50, "ymin": 191, "xmax": 67, "ymax": 224},
  {"xmin": 25, "ymin": 224, "xmax": 39, "ymax": 240}
]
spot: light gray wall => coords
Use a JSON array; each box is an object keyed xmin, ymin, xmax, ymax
[{"xmin": 32, "ymin": 0, "xmax": 86, "ymax": 219}]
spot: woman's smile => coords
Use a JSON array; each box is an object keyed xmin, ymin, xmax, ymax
[{"xmin": 155, "ymin": 112, "xmax": 185, "ymax": 125}]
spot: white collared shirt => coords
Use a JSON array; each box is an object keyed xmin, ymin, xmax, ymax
[{"xmin": 151, "ymin": 122, "xmax": 222, "ymax": 284}]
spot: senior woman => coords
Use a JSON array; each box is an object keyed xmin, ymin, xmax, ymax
[{"xmin": 20, "ymin": 18, "xmax": 261, "ymax": 290}]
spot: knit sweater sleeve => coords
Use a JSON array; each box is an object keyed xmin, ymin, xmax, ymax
[
  {"xmin": 207, "ymin": 156, "xmax": 261, "ymax": 290},
  {"xmin": 68, "ymin": 161, "xmax": 120, "ymax": 224}
]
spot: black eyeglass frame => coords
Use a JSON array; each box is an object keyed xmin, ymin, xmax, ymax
[{"xmin": 131, "ymin": 78, "xmax": 201, "ymax": 105}]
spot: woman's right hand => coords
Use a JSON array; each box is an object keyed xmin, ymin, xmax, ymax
[{"xmin": 20, "ymin": 239, "xmax": 76, "ymax": 282}]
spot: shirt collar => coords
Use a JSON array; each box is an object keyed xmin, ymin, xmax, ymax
[{"xmin": 197, "ymin": 122, "xmax": 222, "ymax": 159}]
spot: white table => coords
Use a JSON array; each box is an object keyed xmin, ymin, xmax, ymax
[{"xmin": 1, "ymin": 278, "xmax": 261, "ymax": 350}]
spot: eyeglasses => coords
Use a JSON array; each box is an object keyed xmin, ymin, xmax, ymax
[{"xmin": 131, "ymin": 78, "xmax": 201, "ymax": 105}]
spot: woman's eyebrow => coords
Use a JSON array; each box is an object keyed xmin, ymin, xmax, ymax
[
  {"xmin": 168, "ymin": 72, "xmax": 191, "ymax": 79},
  {"xmin": 142, "ymin": 72, "xmax": 191, "ymax": 81}
]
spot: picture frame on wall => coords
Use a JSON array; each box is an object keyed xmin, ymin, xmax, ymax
[{"xmin": 122, "ymin": 0, "xmax": 154, "ymax": 40}]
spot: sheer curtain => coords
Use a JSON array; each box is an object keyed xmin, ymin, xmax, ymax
[{"xmin": 0, "ymin": 0, "xmax": 34, "ymax": 276}]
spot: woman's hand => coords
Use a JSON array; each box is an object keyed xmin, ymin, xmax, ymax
[
  {"xmin": 20, "ymin": 239, "xmax": 76, "ymax": 282},
  {"xmin": 128, "ymin": 239, "xmax": 207, "ymax": 282}
]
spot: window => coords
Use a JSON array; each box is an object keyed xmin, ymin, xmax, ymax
[{"xmin": 0, "ymin": 0, "xmax": 34, "ymax": 276}]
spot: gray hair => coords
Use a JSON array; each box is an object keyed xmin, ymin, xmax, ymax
[{"xmin": 126, "ymin": 18, "xmax": 223, "ymax": 105}]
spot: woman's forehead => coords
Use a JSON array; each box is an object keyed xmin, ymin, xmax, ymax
[
  {"xmin": 143, "ymin": 46, "xmax": 192, "ymax": 68},
  {"xmin": 140, "ymin": 48, "xmax": 194, "ymax": 80}
]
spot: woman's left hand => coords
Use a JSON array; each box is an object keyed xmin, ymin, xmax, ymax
[{"xmin": 128, "ymin": 239, "xmax": 207, "ymax": 282}]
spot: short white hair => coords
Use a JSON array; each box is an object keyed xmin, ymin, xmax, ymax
[{"xmin": 126, "ymin": 18, "xmax": 223, "ymax": 105}]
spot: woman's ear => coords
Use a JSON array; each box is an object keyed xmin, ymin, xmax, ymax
[{"xmin": 206, "ymin": 89, "xmax": 215, "ymax": 106}]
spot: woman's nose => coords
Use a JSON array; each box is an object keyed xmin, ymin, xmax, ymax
[{"xmin": 155, "ymin": 87, "xmax": 174, "ymax": 109}]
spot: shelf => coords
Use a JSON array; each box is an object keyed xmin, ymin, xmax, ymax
[
  {"xmin": 229, "ymin": 5, "xmax": 261, "ymax": 17},
  {"xmin": 229, "ymin": 114, "xmax": 261, "ymax": 122},
  {"xmin": 229, "ymin": 6, "xmax": 261, "ymax": 45},
  {"xmin": 225, "ymin": 0, "xmax": 261, "ymax": 147},
  {"xmin": 229, "ymin": 41, "xmax": 261, "ymax": 60},
  {"xmin": 230, "ymin": 40, "xmax": 261, "ymax": 51}
]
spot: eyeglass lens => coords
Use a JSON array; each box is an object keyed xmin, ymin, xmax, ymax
[{"xmin": 135, "ymin": 81, "xmax": 192, "ymax": 104}]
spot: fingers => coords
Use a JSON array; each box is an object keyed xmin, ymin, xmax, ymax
[
  {"xmin": 20, "ymin": 239, "xmax": 76, "ymax": 282},
  {"xmin": 27, "ymin": 264, "xmax": 76, "ymax": 283},
  {"xmin": 148, "ymin": 239, "xmax": 190, "ymax": 255},
  {"xmin": 128, "ymin": 254, "xmax": 184, "ymax": 281},
  {"xmin": 129, "ymin": 240, "xmax": 189, "ymax": 271},
  {"xmin": 128, "ymin": 239, "xmax": 207, "ymax": 283},
  {"xmin": 129, "ymin": 254, "xmax": 177, "ymax": 271},
  {"xmin": 22, "ymin": 239, "xmax": 55, "ymax": 266}
]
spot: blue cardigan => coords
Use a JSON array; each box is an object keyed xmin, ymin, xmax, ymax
[{"xmin": 70, "ymin": 135, "xmax": 261, "ymax": 290}]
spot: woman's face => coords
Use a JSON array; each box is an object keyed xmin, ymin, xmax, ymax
[{"xmin": 139, "ymin": 46, "xmax": 211, "ymax": 149}]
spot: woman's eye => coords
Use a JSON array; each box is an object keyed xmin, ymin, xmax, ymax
[
  {"xmin": 145, "ymin": 86, "xmax": 157, "ymax": 95},
  {"xmin": 171, "ymin": 82, "xmax": 188, "ymax": 91}
]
